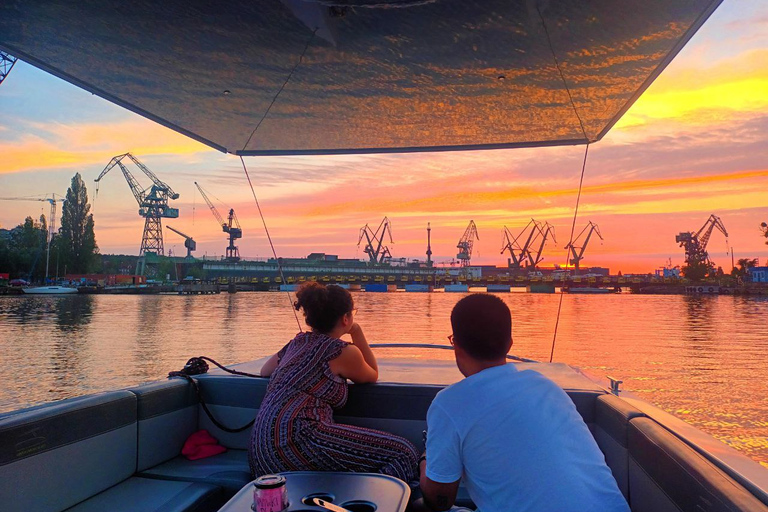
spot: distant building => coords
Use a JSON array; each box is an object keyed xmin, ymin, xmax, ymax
[
  {"xmin": 655, "ymin": 267, "xmax": 681, "ymax": 278},
  {"xmin": 748, "ymin": 267, "xmax": 768, "ymax": 283}
]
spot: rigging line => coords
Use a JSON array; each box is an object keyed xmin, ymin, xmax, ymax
[
  {"xmin": 236, "ymin": 29, "xmax": 317, "ymax": 332},
  {"xmin": 536, "ymin": 6, "xmax": 593, "ymax": 363},
  {"xmin": 536, "ymin": 5, "xmax": 590, "ymax": 142},
  {"xmin": 550, "ymin": 143, "xmax": 590, "ymax": 363},
  {"xmin": 241, "ymin": 28, "xmax": 318, "ymax": 153},
  {"xmin": 240, "ymin": 155, "xmax": 303, "ymax": 332}
]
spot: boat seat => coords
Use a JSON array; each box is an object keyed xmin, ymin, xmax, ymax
[
  {"xmin": 132, "ymin": 379, "xmax": 200, "ymax": 472},
  {"xmin": 593, "ymin": 394, "xmax": 646, "ymax": 501},
  {"xmin": 628, "ymin": 417, "xmax": 768, "ymax": 512},
  {"xmin": 0, "ymin": 389, "xmax": 227, "ymax": 512},
  {"xmin": 562, "ymin": 389, "xmax": 601, "ymax": 429},
  {"xmin": 140, "ymin": 449, "xmax": 252, "ymax": 492},
  {"xmin": 64, "ymin": 477, "xmax": 222, "ymax": 512},
  {"xmin": 0, "ymin": 391, "xmax": 137, "ymax": 512}
]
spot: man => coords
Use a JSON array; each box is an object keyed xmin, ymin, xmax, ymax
[{"xmin": 418, "ymin": 294, "xmax": 629, "ymax": 512}]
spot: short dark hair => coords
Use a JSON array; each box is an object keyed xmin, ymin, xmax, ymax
[
  {"xmin": 294, "ymin": 282, "xmax": 354, "ymax": 334},
  {"xmin": 450, "ymin": 294, "xmax": 512, "ymax": 361}
]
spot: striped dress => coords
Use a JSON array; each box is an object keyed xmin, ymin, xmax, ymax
[{"xmin": 249, "ymin": 332, "xmax": 419, "ymax": 482}]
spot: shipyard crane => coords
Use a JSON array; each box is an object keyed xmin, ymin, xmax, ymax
[
  {"xmin": 675, "ymin": 214, "xmax": 728, "ymax": 267},
  {"xmin": 194, "ymin": 182, "xmax": 242, "ymax": 262},
  {"xmin": 527, "ymin": 221, "xmax": 557, "ymax": 268},
  {"xmin": 501, "ymin": 219, "xmax": 542, "ymax": 270},
  {"xmin": 456, "ymin": 220, "xmax": 479, "ymax": 267},
  {"xmin": 0, "ymin": 51, "xmax": 17, "ymax": 86},
  {"xmin": 95, "ymin": 153, "xmax": 179, "ymax": 256},
  {"xmin": 565, "ymin": 221, "xmax": 603, "ymax": 271},
  {"xmin": 358, "ymin": 217, "xmax": 393, "ymax": 265},
  {"xmin": 166, "ymin": 226, "xmax": 196, "ymax": 258},
  {"xmin": 0, "ymin": 194, "xmax": 64, "ymax": 280}
]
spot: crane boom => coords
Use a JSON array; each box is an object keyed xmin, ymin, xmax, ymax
[
  {"xmin": 565, "ymin": 221, "xmax": 602, "ymax": 271},
  {"xmin": 166, "ymin": 225, "xmax": 196, "ymax": 258},
  {"xmin": 357, "ymin": 217, "xmax": 393, "ymax": 265},
  {"xmin": 124, "ymin": 153, "xmax": 179, "ymax": 199},
  {"xmin": 529, "ymin": 222, "xmax": 557, "ymax": 268},
  {"xmin": 194, "ymin": 181, "xmax": 242, "ymax": 262},
  {"xmin": 457, "ymin": 220, "xmax": 479, "ymax": 267},
  {"xmin": 194, "ymin": 182, "xmax": 225, "ymax": 227},
  {"xmin": 94, "ymin": 153, "xmax": 179, "ymax": 256},
  {"xmin": 501, "ymin": 219, "xmax": 539, "ymax": 269},
  {"xmin": 696, "ymin": 214, "xmax": 728, "ymax": 252},
  {"xmin": 676, "ymin": 214, "xmax": 728, "ymax": 270}
]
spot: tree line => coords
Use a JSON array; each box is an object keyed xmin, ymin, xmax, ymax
[{"xmin": 0, "ymin": 173, "xmax": 98, "ymax": 281}]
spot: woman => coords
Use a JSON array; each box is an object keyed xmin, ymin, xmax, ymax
[{"xmin": 249, "ymin": 282, "xmax": 420, "ymax": 483}]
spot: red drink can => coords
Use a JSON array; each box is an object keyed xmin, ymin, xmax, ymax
[{"xmin": 252, "ymin": 474, "xmax": 288, "ymax": 512}]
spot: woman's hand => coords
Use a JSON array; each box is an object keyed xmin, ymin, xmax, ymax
[{"xmin": 347, "ymin": 322, "xmax": 363, "ymax": 338}]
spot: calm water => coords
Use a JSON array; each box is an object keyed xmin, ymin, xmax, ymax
[{"xmin": 1, "ymin": 292, "xmax": 767, "ymax": 466}]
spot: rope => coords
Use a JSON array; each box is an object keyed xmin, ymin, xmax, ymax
[
  {"xmin": 168, "ymin": 356, "xmax": 261, "ymax": 433},
  {"xmin": 241, "ymin": 29, "xmax": 317, "ymax": 152},
  {"xmin": 240, "ymin": 156, "xmax": 303, "ymax": 331},
  {"xmin": 235, "ymin": 29, "xmax": 319, "ymax": 332},
  {"xmin": 536, "ymin": 5, "xmax": 590, "ymax": 142},
  {"xmin": 535, "ymin": 6, "xmax": 592, "ymax": 362},
  {"xmin": 550, "ymin": 143, "xmax": 590, "ymax": 362}
]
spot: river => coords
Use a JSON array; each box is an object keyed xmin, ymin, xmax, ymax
[{"xmin": 1, "ymin": 291, "xmax": 767, "ymax": 467}]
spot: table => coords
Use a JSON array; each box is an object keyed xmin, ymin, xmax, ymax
[{"xmin": 217, "ymin": 471, "xmax": 411, "ymax": 512}]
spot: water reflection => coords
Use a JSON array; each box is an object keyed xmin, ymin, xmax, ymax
[
  {"xmin": 2, "ymin": 292, "xmax": 768, "ymax": 468},
  {"xmin": 55, "ymin": 295, "xmax": 94, "ymax": 331}
]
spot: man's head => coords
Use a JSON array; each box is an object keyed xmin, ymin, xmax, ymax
[{"xmin": 450, "ymin": 294, "xmax": 512, "ymax": 375}]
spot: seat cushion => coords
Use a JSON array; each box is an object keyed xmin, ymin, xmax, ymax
[
  {"xmin": 131, "ymin": 379, "xmax": 199, "ymax": 471},
  {"xmin": 0, "ymin": 391, "xmax": 137, "ymax": 512},
  {"xmin": 628, "ymin": 417, "xmax": 768, "ymax": 512},
  {"xmin": 593, "ymin": 394, "xmax": 645, "ymax": 500},
  {"xmin": 140, "ymin": 450, "xmax": 252, "ymax": 492},
  {"xmin": 65, "ymin": 477, "xmax": 224, "ymax": 512}
]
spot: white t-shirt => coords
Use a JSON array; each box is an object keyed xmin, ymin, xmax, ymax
[{"xmin": 425, "ymin": 363, "xmax": 629, "ymax": 512}]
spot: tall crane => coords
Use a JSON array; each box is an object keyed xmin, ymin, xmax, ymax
[
  {"xmin": 0, "ymin": 194, "xmax": 64, "ymax": 280},
  {"xmin": 95, "ymin": 153, "xmax": 179, "ymax": 256},
  {"xmin": 565, "ymin": 221, "xmax": 602, "ymax": 271},
  {"xmin": 501, "ymin": 219, "xmax": 541, "ymax": 270},
  {"xmin": 676, "ymin": 214, "xmax": 728, "ymax": 267},
  {"xmin": 358, "ymin": 217, "xmax": 393, "ymax": 265},
  {"xmin": 0, "ymin": 51, "xmax": 16, "ymax": 86},
  {"xmin": 194, "ymin": 182, "xmax": 242, "ymax": 262},
  {"xmin": 457, "ymin": 220, "xmax": 479, "ymax": 267},
  {"xmin": 166, "ymin": 226, "xmax": 196, "ymax": 258},
  {"xmin": 527, "ymin": 221, "xmax": 557, "ymax": 268}
]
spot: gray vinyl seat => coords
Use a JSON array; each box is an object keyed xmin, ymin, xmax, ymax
[
  {"xmin": 628, "ymin": 417, "xmax": 768, "ymax": 512},
  {"xmin": 0, "ymin": 389, "xmax": 224, "ymax": 512},
  {"xmin": 593, "ymin": 393, "xmax": 647, "ymax": 500}
]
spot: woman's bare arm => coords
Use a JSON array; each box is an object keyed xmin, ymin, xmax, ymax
[
  {"xmin": 329, "ymin": 345, "xmax": 378, "ymax": 383},
  {"xmin": 347, "ymin": 323, "xmax": 378, "ymax": 375},
  {"xmin": 260, "ymin": 353, "xmax": 280, "ymax": 377}
]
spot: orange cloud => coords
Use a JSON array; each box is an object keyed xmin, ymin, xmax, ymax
[{"xmin": 0, "ymin": 118, "xmax": 213, "ymax": 175}]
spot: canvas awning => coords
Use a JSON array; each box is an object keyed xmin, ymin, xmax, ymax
[{"xmin": 0, "ymin": 0, "xmax": 721, "ymax": 155}]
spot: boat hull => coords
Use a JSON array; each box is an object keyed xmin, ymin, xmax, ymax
[{"xmin": 22, "ymin": 286, "xmax": 78, "ymax": 295}]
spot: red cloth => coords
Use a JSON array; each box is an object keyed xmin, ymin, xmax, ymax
[{"xmin": 181, "ymin": 429, "xmax": 227, "ymax": 460}]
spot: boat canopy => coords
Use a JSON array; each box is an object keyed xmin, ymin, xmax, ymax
[{"xmin": 0, "ymin": 0, "xmax": 721, "ymax": 155}]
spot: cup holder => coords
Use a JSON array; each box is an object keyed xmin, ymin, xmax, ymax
[
  {"xmin": 340, "ymin": 500, "xmax": 377, "ymax": 512},
  {"xmin": 302, "ymin": 493, "xmax": 335, "ymax": 506}
]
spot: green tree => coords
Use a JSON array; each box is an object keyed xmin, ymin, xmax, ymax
[
  {"xmin": 58, "ymin": 173, "xmax": 99, "ymax": 274},
  {"xmin": 734, "ymin": 258, "xmax": 758, "ymax": 278},
  {"xmin": 681, "ymin": 259, "xmax": 712, "ymax": 281},
  {"xmin": 0, "ymin": 215, "xmax": 48, "ymax": 280}
]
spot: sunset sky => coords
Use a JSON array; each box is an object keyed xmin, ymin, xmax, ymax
[{"xmin": 1, "ymin": 1, "xmax": 767, "ymax": 274}]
